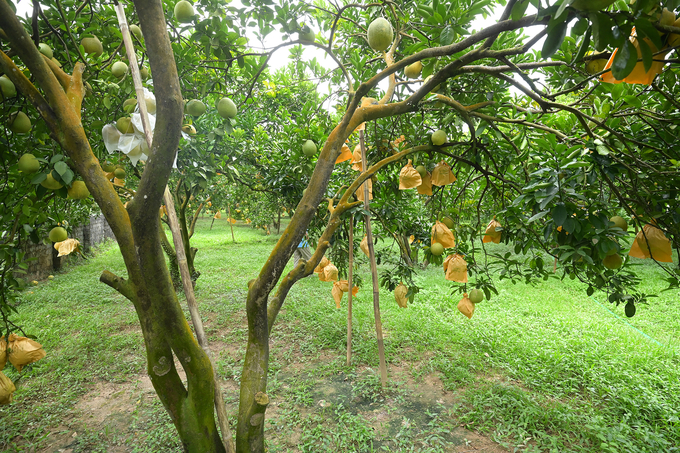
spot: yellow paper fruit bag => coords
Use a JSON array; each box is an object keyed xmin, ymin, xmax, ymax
[
  {"xmin": 360, "ymin": 235, "xmax": 370, "ymax": 257},
  {"xmin": 356, "ymin": 178, "xmax": 373, "ymax": 201},
  {"xmin": 7, "ymin": 333, "xmax": 46, "ymax": 372},
  {"xmin": 601, "ymin": 28, "xmax": 667, "ymax": 85},
  {"xmin": 399, "ymin": 159, "xmax": 422, "ymax": 190},
  {"xmin": 457, "ymin": 293, "xmax": 475, "ymax": 319},
  {"xmin": 417, "ymin": 171, "xmax": 432, "ymax": 196},
  {"xmin": 431, "ymin": 161, "xmax": 456, "ymax": 186},
  {"xmin": 351, "ymin": 145, "xmax": 363, "ymax": 171},
  {"xmin": 483, "ymin": 219, "xmax": 502, "ymax": 244},
  {"xmin": 54, "ymin": 238, "xmax": 81, "ymax": 257},
  {"xmin": 431, "ymin": 221, "xmax": 455, "ymax": 248},
  {"xmin": 0, "ymin": 371, "xmax": 15, "ymax": 405},
  {"xmin": 394, "ymin": 283, "xmax": 408, "ymax": 308},
  {"xmin": 628, "ymin": 224, "xmax": 673, "ymax": 262},
  {"xmin": 444, "ymin": 253, "xmax": 468, "ymax": 283},
  {"xmin": 314, "ymin": 256, "xmax": 331, "ymax": 273},
  {"xmin": 0, "ymin": 337, "xmax": 7, "ymax": 371},
  {"xmin": 320, "ymin": 263, "xmax": 339, "ymax": 282},
  {"xmin": 336, "ymin": 143, "xmax": 353, "ymax": 164}
]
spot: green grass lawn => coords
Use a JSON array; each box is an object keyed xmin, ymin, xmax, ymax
[{"xmin": 1, "ymin": 217, "xmax": 678, "ymax": 452}]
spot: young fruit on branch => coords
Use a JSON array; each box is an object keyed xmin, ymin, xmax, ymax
[{"xmin": 367, "ymin": 18, "xmax": 393, "ymax": 52}]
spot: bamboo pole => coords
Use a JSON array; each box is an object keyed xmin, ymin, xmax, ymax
[
  {"xmin": 114, "ymin": 7, "xmax": 234, "ymax": 452},
  {"xmin": 346, "ymin": 215, "xmax": 354, "ymax": 366},
  {"xmin": 228, "ymin": 205, "xmax": 236, "ymax": 243},
  {"xmin": 359, "ymin": 130, "xmax": 388, "ymax": 387}
]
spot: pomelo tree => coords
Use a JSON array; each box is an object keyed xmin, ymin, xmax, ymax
[{"xmin": 1, "ymin": 0, "xmax": 679, "ymax": 452}]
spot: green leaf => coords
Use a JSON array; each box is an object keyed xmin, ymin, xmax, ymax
[
  {"xmin": 573, "ymin": 27, "xmax": 591, "ymax": 64},
  {"xmin": 528, "ymin": 210, "xmax": 549, "ymax": 223},
  {"xmin": 611, "ymin": 39, "xmax": 638, "ymax": 80},
  {"xmin": 623, "ymin": 95, "xmax": 642, "ymax": 109},
  {"xmin": 511, "ymin": 0, "xmax": 530, "ymax": 21},
  {"xmin": 591, "ymin": 12, "xmax": 613, "ymax": 52},
  {"xmin": 637, "ymin": 37, "xmax": 653, "ymax": 72},
  {"xmin": 54, "ymin": 161, "xmax": 69, "ymax": 176},
  {"xmin": 634, "ymin": 17, "xmax": 664, "ymax": 50},
  {"xmin": 440, "ymin": 26, "xmax": 455, "ymax": 46},
  {"xmin": 542, "ymin": 20, "xmax": 569, "ymax": 59},
  {"xmin": 552, "ymin": 203, "xmax": 568, "ymax": 226}
]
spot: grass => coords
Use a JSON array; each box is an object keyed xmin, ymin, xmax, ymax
[{"xmin": 1, "ymin": 216, "xmax": 678, "ymax": 452}]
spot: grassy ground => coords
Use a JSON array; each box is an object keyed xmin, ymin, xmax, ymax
[{"xmin": 1, "ymin": 217, "xmax": 678, "ymax": 452}]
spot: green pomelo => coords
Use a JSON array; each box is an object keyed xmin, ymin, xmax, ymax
[
  {"xmin": 123, "ymin": 98, "xmax": 137, "ymax": 112},
  {"xmin": 41, "ymin": 172, "xmax": 63, "ymax": 190},
  {"xmin": 624, "ymin": 301, "xmax": 636, "ymax": 318},
  {"xmin": 48, "ymin": 226, "xmax": 68, "ymax": 243},
  {"xmin": 299, "ymin": 28, "xmax": 315, "ymax": 43},
  {"xmin": 68, "ymin": 180, "xmax": 90, "ymax": 200},
  {"xmin": 603, "ymin": 254, "xmax": 623, "ymax": 270},
  {"xmin": 430, "ymin": 242, "xmax": 444, "ymax": 256},
  {"xmin": 114, "ymin": 167, "xmax": 126, "ymax": 179},
  {"xmin": 182, "ymin": 124, "xmax": 197, "ymax": 135},
  {"xmin": 302, "ymin": 140, "xmax": 317, "ymax": 157},
  {"xmin": 404, "ymin": 61, "xmax": 423, "ymax": 79},
  {"xmin": 610, "ymin": 215, "xmax": 628, "ymax": 232},
  {"xmin": 367, "ymin": 18, "xmax": 393, "ymax": 52},
  {"xmin": 0, "ymin": 75, "xmax": 17, "ymax": 98},
  {"xmin": 116, "ymin": 117, "xmax": 134, "ymax": 134},
  {"xmin": 9, "ymin": 111, "xmax": 31, "ymax": 134},
  {"xmin": 102, "ymin": 161, "xmax": 116, "ymax": 172},
  {"xmin": 186, "ymin": 99, "xmax": 206, "ymax": 117},
  {"xmin": 130, "ymin": 25, "xmax": 143, "ymax": 40},
  {"xmin": 431, "ymin": 129, "xmax": 446, "ymax": 146},
  {"xmin": 570, "ymin": 0, "xmax": 616, "ymax": 11},
  {"xmin": 469, "ymin": 289, "xmax": 484, "ymax": 304},
  {"xmin": 18, "ymin": 153, "xmax": 40, "ymax": 173},
  {"xmin": 111, "ymin": 61, "xmax": 128, "ymax": 78},
  {"xmin": 415, "ymin": 165, "xmax": 427, "ymax": 178},
  {"xmin": 217, "ymin": 97, "xmax": 237, "ymax": 119},
  {"xmin": 174, "ymin": 0, "xmax": 195, "ymax": 23},
  {"xmin": 145, "ymin": 97, "xmax": 157, "ymax": 115},
  {"xmin": 442, "ymin": 216, "xmax": 455, "ymax": 229},
  {"xmin": 81, "ymin": 36, "xmax": 103, "ymax": 57},
  {"xmin": 39, "ymin": 43, "xmax": 53, "ymax": 59}
]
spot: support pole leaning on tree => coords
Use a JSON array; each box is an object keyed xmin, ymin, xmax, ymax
[
  {"xmin": 359, "ymin": 130, "xmax": 388, "ymax": 387},
  {"xmin": 346, "ymin": 214, "xmax": 354, "ymax": 366},
  {"xmin": 114, "ymin": 6, "xmax": 235, "ymax": 452}
]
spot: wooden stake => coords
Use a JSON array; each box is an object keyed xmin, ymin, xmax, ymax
[
  {"xmin": 359, "ymin": 130, "xmax": 388, "ymax": 387},
  {"xmin": 228, "ymin": 205, "xmax": 236, "ymax": 243},
  {"xmin": 346, "ymin": 215, "xmax": 354, "ymax": 366},
  {"xmin": 114, "ymin": 7, "xmax": 234, "ymax": 452}
]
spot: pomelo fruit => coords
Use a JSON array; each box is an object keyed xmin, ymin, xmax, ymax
[
  {"xmin": 603, "ymin": 254, "xmax": 623, "ymax": 270},
  {"xmin": 431, "ymin": 129, "xmax": 447, "ymax": 146},
  {"xmin": 122, "ymin": 98, "xmax": 137, "ymax": 112},
  {"xmin": 570, "ymin": 0, "xmax": 616, "ymax": 11},
  {"xmin": 404, "ymin": 61, "xmax": 423, "ymax": 79},
  {"xmin": 415, "ymin": 165, "xmax": 427, "ymax": 178},
  {"xmin": 9, "ymin": 111, "xmax": 31, "ymax": 134},
  {"xmin": 67, "ymin": 180, "xmax": 90, "ymax": 199},
  {"xmin": 139, "ymin": 66, "xmax": 150, "ymax": 80},
  {"xmin": 0, "ymin": 75, "xmax": 16, "ymax": 98},
  {"xmin": 469, "ymin": 289, "xmax": 484, "ymax": 304},
  {"xmin": 174, "ymin": 0, "xmax": 195, "ymax": 23},
  {"xmin": 302, "ymin": 140, "xmax": 317, "ymax": 157},
  {"xmin": 116, "ymin": 117, "xmax": 134, "ymax": 134},
  {"xmin": 145, "ymin": 97, "xmax": 156, "ymax": 114},
  {"xmin": 367, "ymin": 18, "xmax": 393, "ymax": 52},
  {"xmin": 81, "ymin": 36, "xmax": 103, "ymax": 57},
  {"xmin": 182, "ymin": 124, "xmax": 197, "ymax": 135},
  {"xmin": 18, "ymin": 153, "xmax": 40, "ymax": 173},
  {"xmin": 48, "ymin": 226, "xmax": 68, "ymax": 242},
  {"xmin": 610, "ymin": 215, "xmax": 628, "ymax": 232},
  {"xmin": 41, "ymin": 172, "xmax": 63, "ymax": 190},
  {"xmin": 114, "ymin": 167, "xmax": 126, "ymax": 179},
  {"xmin": 299, "ymin": 27, "xmax": 315, "ymax": 43},
  {"xmin": 185, "ymin": 99, "xmax": 206, "ymax": 117},
  {"xmin": 39, "ymin": 43, "xmax": 53, "ymax": 58},
  {"xmin": 130, "ymin": 24, "xmax": 143, "ymax": 40},
  {"xmin": 111, "ymin": 61, "xmax": 128, "ymax": 78},
  {"xmin": 624, "ymin": 301, "xmax": 636, "ymax": 318},
  {"xmin": 442, "ymin": 216, "xmax": 455, "ymax": 229},
  {"xmin": 217, "ymin": 97, "xmax": 237, "ymax": 119},
  {"xmin": 430, "ymin": 242, "xmax": 444, "ymax": 256}
]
